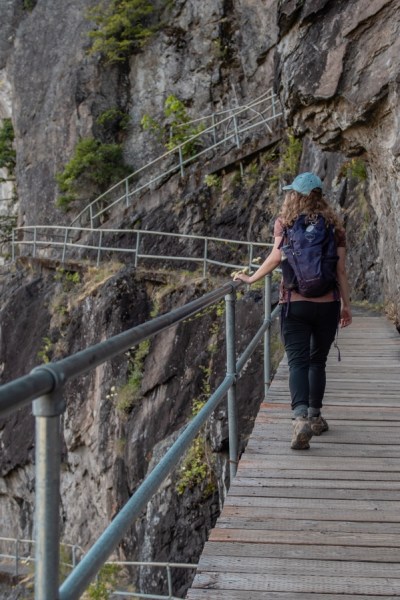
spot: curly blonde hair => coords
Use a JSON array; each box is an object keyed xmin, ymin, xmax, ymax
[{"xmin": 279, "ymin": 189, "xmax": 343, "ymax": 230}]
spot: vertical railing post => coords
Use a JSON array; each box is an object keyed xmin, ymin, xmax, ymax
[
  {"xmin": 134, "ymin": 231, "xmax": 140, "ymax": 268},
  {"xmin": 11, "ymin": 228, "xmax": 15, "ymax": 262},
  {"xmin": 97, "ymin": 231, "xmax": 103, "ymax": 267},
  {"xmin": 89, "ymin": 204, "xmax": 94, "ymax": 229},
  {"xmin": 32, "ymin": 379, "xmax": 66, "ymax": 600},
  {"xmin": 166, "ymin": 564, "xmax": 173, "ymax": 598},
  {"xmin": 211, "ymin": 114, "xmax": 217, "ymax": 146},
  {"xmin": 264, "ymin": 274, "xmax": 272, "ymax": 399},
  {"xmin": 15, "ymin": 538, "xmax": 19, "ymax": 578},
  {"xmin": 72, "ymin": 545, "xmax": 78, "ymax": 569},
  {"xmin": 33, "ymin": 227, "xmax": 37, "ymax": 258},
  {"xmin": 62, "ymin": 229, "xmax": 68, "ymax": 264},
  {"xmin": 178, "ymin": 146, "xmax": 184, "ymax": 177},
  {"xmin": 203, "ymin": 238, "xmax": 208, "ymax": 278},
  {"xmin": 248, "ymin": 243, "xmax": 253, "ymax": 274},
  {"xmin": 225, "ymin": 289, "xmax": 238, "ymax": 480},
  {"xmin": 125, "ymin": 178, "xmax": 129, "ymax": 208},
  {"xmin": 233, "ymin": 114, "xmax": 240, "ymax": 148},
  {"xmin": 272, "ymin": 93, "xmax": 276, "ymax": 118}
]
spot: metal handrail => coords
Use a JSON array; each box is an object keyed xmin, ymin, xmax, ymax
[
  {"xmin": 0, "ymin": 537, "xmax": 196, "ymax": 600},
  {"xmin": 69, "ymin": 89, "xmax": 282, "ymax": 228},
  {"xmin": 0, "ymin": 537, "xmax": 84, "ymax": 576},
  {"xmin": 11, "ymin": 225, "xmax": 273, "ymax": 275},
  {"xmin": 0, "ymin": 275, "xmax": 280, "ymax": 599}
]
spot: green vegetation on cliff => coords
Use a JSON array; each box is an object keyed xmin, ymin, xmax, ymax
[
  {"xmin": 141, "ymin": 94, "xmax": 205, "ymax": 157},
  {"xmin": 0, "ymin": 118, "xmax": 16, "ymax": 180},
  {"xmin": 87, "ymin": 0, "xmax": 167, "ymax": 64},
  {"xmin": 55, "ymin": 138, "xmax": 130, "ymax": 210}
]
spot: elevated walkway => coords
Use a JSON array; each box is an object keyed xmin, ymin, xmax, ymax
[{"xmin": 187, "ymin": 311, "xmax": 400, "ymax": 599}]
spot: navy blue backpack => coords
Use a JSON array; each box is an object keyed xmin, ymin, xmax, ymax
[{"xmin": 279, "ymin": 214, "xmax": 339, "ymax": 298}]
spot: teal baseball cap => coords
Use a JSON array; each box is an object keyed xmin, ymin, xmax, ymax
[{"xmin": 282, "ymin": 172, "xmax": 323, "ymax": 195}]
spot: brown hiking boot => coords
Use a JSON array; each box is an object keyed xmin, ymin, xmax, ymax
[
  {"xmin": 291, "ymin": 417, "xmax": 313, "ymax": 450},
  {"xmin": 309, "ymin": 415, "xmax": 329, "ymax": 436}
]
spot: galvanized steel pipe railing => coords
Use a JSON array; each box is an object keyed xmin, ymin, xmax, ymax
[
  {"xmin": 0, "ymin": 275, "xmax": 279, "ymax": 600},
  {"xmin": 68, "ymin": 89, "xmax": 282, "ymax": 228},
  {"xmin": 11, "ymin": 225, "xmax": 273, "ymax": 276}
]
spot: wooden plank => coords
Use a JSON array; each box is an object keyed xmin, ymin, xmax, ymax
[
  {"xmin": 265, "ymin": 393, "xmax": 400, "ymax": 402},
  {"xmin": 257, "ymin": 413, "xmax": 400, "ymax": 423},
  {"xmin": 234, "ymin": 468, "xmax": 400, "ymax": 480},
  {"xmin": 236, "ymin": 456, "xmax": 400, "ymax": 472},
  {"xmin": 187, "ymin": 592, "xmax": 393, "ymax": 600},
  {"xmin": 197, "ymin": 555, "xmax": 400, "ymax": 578},
  {"xmin": 232, "ymin": 477, "xmax": 400, "ymax": 491},
  {"xmin": 216, "ymin": 516, "xmax": 400, "ymax": 534},
  {"xmin": 190, "ymin": 572, "xmax": 400, "ymax": 595},
  {"xmin": 230, "ymin": 483, "xmax": 400, "ymax": 499},
  {"xmin": 258, "ymin": 408, "xmax": 400, "ymax": 421},
  {"xmin": 218, "ymin": 506, "xmax": 400, "ymax": 525},
  {"xmin": 200, "ymin": 541, "xmax": 400, "ymax": 562},
  {"xmin": 223, "ymin": 495, "xmax": 400, "ymax": 512},
  {"xmin": 244, "ymin": 441, "xmax": 400, "ymax": 458},
  {"xmin": 208, "ymin": 527, "xmax": 400, "ymax": 547},
  {"xmin": 251, "ymin": 425, "xmax": 400, "ymax": 437}
]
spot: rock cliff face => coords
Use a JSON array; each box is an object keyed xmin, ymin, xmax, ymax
[
  {"xmin": 3, "ymin": 0, "xmax": 278, "ymax": 227},
  {"xmin": 2, "ymin": 0, "xmax": 396, "ymax": 312},
  {"xmin": 0, "ymin": 0, "xmax": 400, "ymax": 595},
  {"xmin": 276, "ymin": 0, "xmax": 400, "ymax": 317}
]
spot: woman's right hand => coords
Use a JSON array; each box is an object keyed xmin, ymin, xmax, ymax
[
  {"xmin": 340, "ymin": 305, "xmax": 352, "ymax": 328},
  {"xmin": 233, "ymin": 272, "xmax": 252, "ymax": 284}
]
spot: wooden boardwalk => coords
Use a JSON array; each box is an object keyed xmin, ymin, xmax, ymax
[{"xmin": 187, "ymin": 312, "xmax": 400, "ymax": 599}]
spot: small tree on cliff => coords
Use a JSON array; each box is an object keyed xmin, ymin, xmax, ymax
[
  {"xmin": 0, "ymin": 118, "xmax": 16, "ymax": 181},
  {"xmin": 141, "ymin": 95, "xmax": 205, "ymax": 158},
  {"xmin": 55, "ymin": 138, "xmax": 130, "ymax": 211},
  {"xmin": 87, "ymin": 0, "xmax": 163, "ymax": 64}
]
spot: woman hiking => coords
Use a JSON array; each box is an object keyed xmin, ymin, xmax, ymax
[{"xmin": 234, "ymin": 172, "xmax": 352, "ymax": 450}]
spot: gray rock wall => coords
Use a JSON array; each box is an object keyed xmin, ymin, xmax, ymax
[
  {"xmin": 276, "ymin": 0, "xmax": 400, "ymax": 316},
  {"xmin": 4, "ymin": 0, "xmax": 278, "ymax": 227}
]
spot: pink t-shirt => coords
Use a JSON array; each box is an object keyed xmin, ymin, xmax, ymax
[{"xmin": 274, "ymin": 217, "xmax": 346, "ymax": 304}]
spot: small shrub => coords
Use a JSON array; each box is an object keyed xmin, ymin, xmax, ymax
[
  {"xmin": 141, "ymin": 94, "xmax": 205, "ymax": 157},
  {"xmin": 0, "ymin": 216, "xmax": 17, "ymax": 248},
  {"xmin": 55, "ymin": 138, "xmax": 130, "ymax": 210},
  {"xmin": 339, "ymin": 157, "xmax": 368, "ymax": 181},
  {"xmin": 176, "ymin": 366, "xmax": 217, "ymax": 496},
  {"xmin": 281, "ymin": 132, "xmax": 302, "ymax": 176},
  {"xmin": 83, "ymin": 564, "xmax": 120, "ymax": 600},
  {"xmin": 116, "ymin": 339, "xmax": 150, "ymax": 414},
  {"xmin": 54, "ymin": 268, "xmax": 81, "ymax": 291},
  {"xmin": 23, "ymin": 0, "xmax": 37, "ymax": 10},
  {"xmin": 240, "ymin": 161, "xmax": 259, "ymax": 188},
  {"xmin": 269, "ymin": 131, "xmax": 302, "ymax": 190},
  {"xmin": 37, "ymin": 337, "xmax": 53, "ymax": 364},
  {"xmin": 96, "ymin": 108, "xmax": 130, "ymax": 131},
  {"xmin": 204, "ymin": 174, "xmax": 221, "ymax": 189},
  {"xmin": 0, "ymin": 118, "xmax": 16, "ymax": 176},
  {"xmin": 176, "ymin": 436, "xmax": 213, "ymax": 495},
  {"xmin": 87, "ymin": 0, "xmax": 158, "ymax": 64}
]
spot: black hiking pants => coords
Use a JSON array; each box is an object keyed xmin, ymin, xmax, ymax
[{"xmin": 281, "ymin": 301, "xmax": 341, "ymax": 417}]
